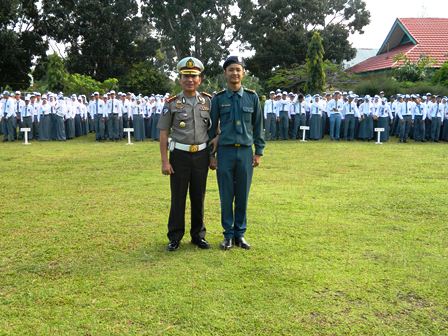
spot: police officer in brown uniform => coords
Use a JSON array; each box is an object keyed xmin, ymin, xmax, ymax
[{"xmin": 158, "ymin": 57, "xmax": 213, "ymax": 251}]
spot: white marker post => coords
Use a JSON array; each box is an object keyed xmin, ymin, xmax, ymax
[
  {"xmin": 20, "ymin": 128, "xmax": 31, "ymax": 145},
  {"xmin": 375, "ymin": 127, "xmax": 385, "ymax": 145},
  {"xmin": 123, "ymin": 128, "xmax": 134, "ymax": 145},
  {"xmin": 300, "ymin": 126, "xmax": 310, "ymax": 142}
]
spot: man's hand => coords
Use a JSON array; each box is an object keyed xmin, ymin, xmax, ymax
[
  {"xmin": 252, "ymin": 155, "xmax": 261, "ymax": 168},
  {"xmin": 209, "ymin": 157, "xmax": 217, "ymax": 170},
  {"xmin": 162, "ymin": 161, "xmax": 174, "ymax": 175},
  {"xmin": 209, "ymin": 136, "xmax": 219, "ymax": 154}
]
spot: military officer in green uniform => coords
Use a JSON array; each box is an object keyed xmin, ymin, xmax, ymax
[
  {"xmin": 158, "ymin": 57, "xmax": 213, "ymax": 252},
  {"xmin": 209, "ymin": 56, "xmax": 265, "ymax": 250}
]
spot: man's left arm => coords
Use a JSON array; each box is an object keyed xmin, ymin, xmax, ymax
[{"xmin": 252, "ymin": 94, "xmax": 265, "ymax": 167}]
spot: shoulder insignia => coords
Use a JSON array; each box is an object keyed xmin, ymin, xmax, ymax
[
  {"xmin": 215, "ymin": 89, "xmax": 226, "ymax": 96},
  {"xmin": 166, "ymin": 96, "xmax": 177, "ymax": 103},
  {"xmin": 201, "ymin": 92, "xmax": 212, "ymax": 99},
  {"xmin": 244, "ymin": 88, "xmax": 257, "ymax": 94}
]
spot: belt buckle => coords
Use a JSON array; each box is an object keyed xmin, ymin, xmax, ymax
[
  {"xmin": 235, "ymin": 144, "xmax": 241, "ymax": 147},
  {"xmin": 189, "ymin": 144, "xmax": 199, "ymax": 152}
]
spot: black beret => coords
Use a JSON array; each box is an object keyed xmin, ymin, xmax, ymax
[{"xmin": 223, "ymin": 56, "xmax": 245, "ymax": 70}]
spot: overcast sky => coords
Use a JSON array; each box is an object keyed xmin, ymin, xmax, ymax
[{"xmin": 349, "ymin": 0, "xmax": 448, "ymax": 49}]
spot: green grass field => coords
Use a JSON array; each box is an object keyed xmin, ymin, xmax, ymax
[{"xmin": 1, "ymin": 135, "xmax": 447, "ymax": 335}]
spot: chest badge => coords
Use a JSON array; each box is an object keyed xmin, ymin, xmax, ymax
[{"xmin": 176, "ymin": 100, "xmax": 183, "ymax": 109}]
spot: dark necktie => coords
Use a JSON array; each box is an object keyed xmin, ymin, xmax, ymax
[{"xmin": 232, "ymin": 93, "xmax": 242, "ymax": 134}]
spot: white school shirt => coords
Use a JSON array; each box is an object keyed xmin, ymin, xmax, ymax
[
  {"xmin": 106, "ymin": 98, "xmax": 123, "ymax": 117},
  {"xmin": 21, "ymin": 103, "xmax": 35, "ymax": 121},
  {"xmin": 310, "ymin": 101, "xmax": 322, "ymax": 115},
  {"xmin": 412, "ymin": 103, "xmax": 426, "ymax": 120},
  {"xmin": 1, "ymin": 98, "xmax": 15, "ymax": 119},
  {"xmin": 428, "ymin": 101, "xmax": 443, "ymax": 119},
  {"xmin": 263, "ymin": 99, "xmax": 276, "ymax": 119},
  {"xmin": 342, "ymin": 101, "xmax": 359, "ymax": 118},
  {"xmin": 327, "ymin": 99, "xmax": 343, "ymax": 115}
]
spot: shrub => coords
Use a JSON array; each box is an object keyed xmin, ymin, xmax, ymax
[{"xmin": 352, "ymin": 76, "xmax": 401, "ymax": 96}]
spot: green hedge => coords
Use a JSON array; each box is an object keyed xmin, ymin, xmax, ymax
[{"xmin": 353, "ymin": 75, "xmax": 448, "ymax": 97}]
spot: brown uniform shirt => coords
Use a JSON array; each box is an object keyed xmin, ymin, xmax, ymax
[{"xmin": 157, "ymin": 91, "xmax": 211, "ymax": 145}]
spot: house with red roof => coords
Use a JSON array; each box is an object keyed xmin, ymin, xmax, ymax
[{"xmin": 348, "ymin": 18, "xmax": 448, "ymax": 75}]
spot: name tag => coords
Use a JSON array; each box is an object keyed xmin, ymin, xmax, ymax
[
  {"xmin": 242, "ymin": 107, "xmax": 254, "ymax": 112},
  {"xmin": 220, "ymin": 104, "xmax": 231, "ymax": 108}
]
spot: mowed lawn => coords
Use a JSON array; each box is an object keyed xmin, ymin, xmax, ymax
[{"xmin": 0, "ymin": 135, "xmax": 447, "ymax": 336}]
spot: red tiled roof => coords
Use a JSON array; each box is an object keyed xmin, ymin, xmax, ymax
[{"xmin": 348, "ymin": 18, "xmax": 448, "ymax": 74}]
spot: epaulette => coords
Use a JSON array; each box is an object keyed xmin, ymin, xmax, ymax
[
  {"xmin": 201, "ymin": 91, "xmax": 212, "ymax": 99},
  {"xmin": 215, "ymin": 89, "xmax": 226, "ymax": 96},
  {"xmin": 166, "ymin": 96, "xmax": 177, "ymax": 103},
  {"xmin": 244, "ymin": 88, "xmax": 257, "ymax": 94}
]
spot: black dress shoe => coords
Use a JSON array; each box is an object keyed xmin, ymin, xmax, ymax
[
  {"xmin": 191, "ymin": 238, "xmax": 210, "ymax": 249},
  {"xmin": 234, "ymin": 237, "xmax": 251, "ymax": 250},
  {"xmin": 220, "ymin": 238, "xmax": 233, "ymax": 250},
  {"xmin": 166, "ymin": 241, "xmax": 180, "ymax": 251}
]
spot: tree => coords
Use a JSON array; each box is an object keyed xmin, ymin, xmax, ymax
[
  {"xmin": 121, "ymin": 61, "xmax": 173, "ymax": 96},
  {"xmin": 306, "ymin": 32, "xmax": 326, "ymax": 93},
  {"xmin": 41, "ymin": 0, "xmax": 159, "ymax": 81},
  {"xmin": 198, "ymin": 73, "xmax": 263, "ymax": 94},
  {"xmin": 63, "ymin": 74, "xmax": 119, "ymax": 96},
  {"xmin": 432, "ymin": 61, "xmax": 448, "ymax": 87},
  {"xmin": 266, "ymin": 65, "xmax": 308, "ymax": 92},
  {"xmin": 46, "ymin": 54, "xmax": 68, "ymax": 92},
  {"xmin": 236, "ymin": 0, "xmax": 370, "ymax": 79},
  {"xmin": 0, "ymin": 1, "xmax": 47, "ymax": 89},
  {"xmin": 393, "ymin": 53, "xmax": 435, "ymax": 82},
  {"xmin": 141, "ymin": 0, "xmax": 240, "ymax": 77}
]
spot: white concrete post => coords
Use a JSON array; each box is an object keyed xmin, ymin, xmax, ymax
[
  {"xmin": 20, "ymin": 128, "xmax": 31, "ymax": 145},
  {"xmin": 300, "ymin": 126, "xmax": 310, "ymax": 142},
  {"xmin": 124, "ymin": 128, "xmax": 134, "ymax": 145},
  {"xmin": 375, "ymin": 127, "xmax": 385, "ymax": 145}
]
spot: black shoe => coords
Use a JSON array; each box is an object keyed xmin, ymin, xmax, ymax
[
  {"xmin": 234, "ymin": 237, "xmax": 251, "ymax": 250},
  {"xmin": 166, "ymin": 241, "xmax": 180, "ymax": 251},
  {"xmin": 191, "ymin": 238, "xmax": 210, "ymax": 249},
  {"xmin": 220, "ymin": 238, "xmax": 233, "ymax": 250}
]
